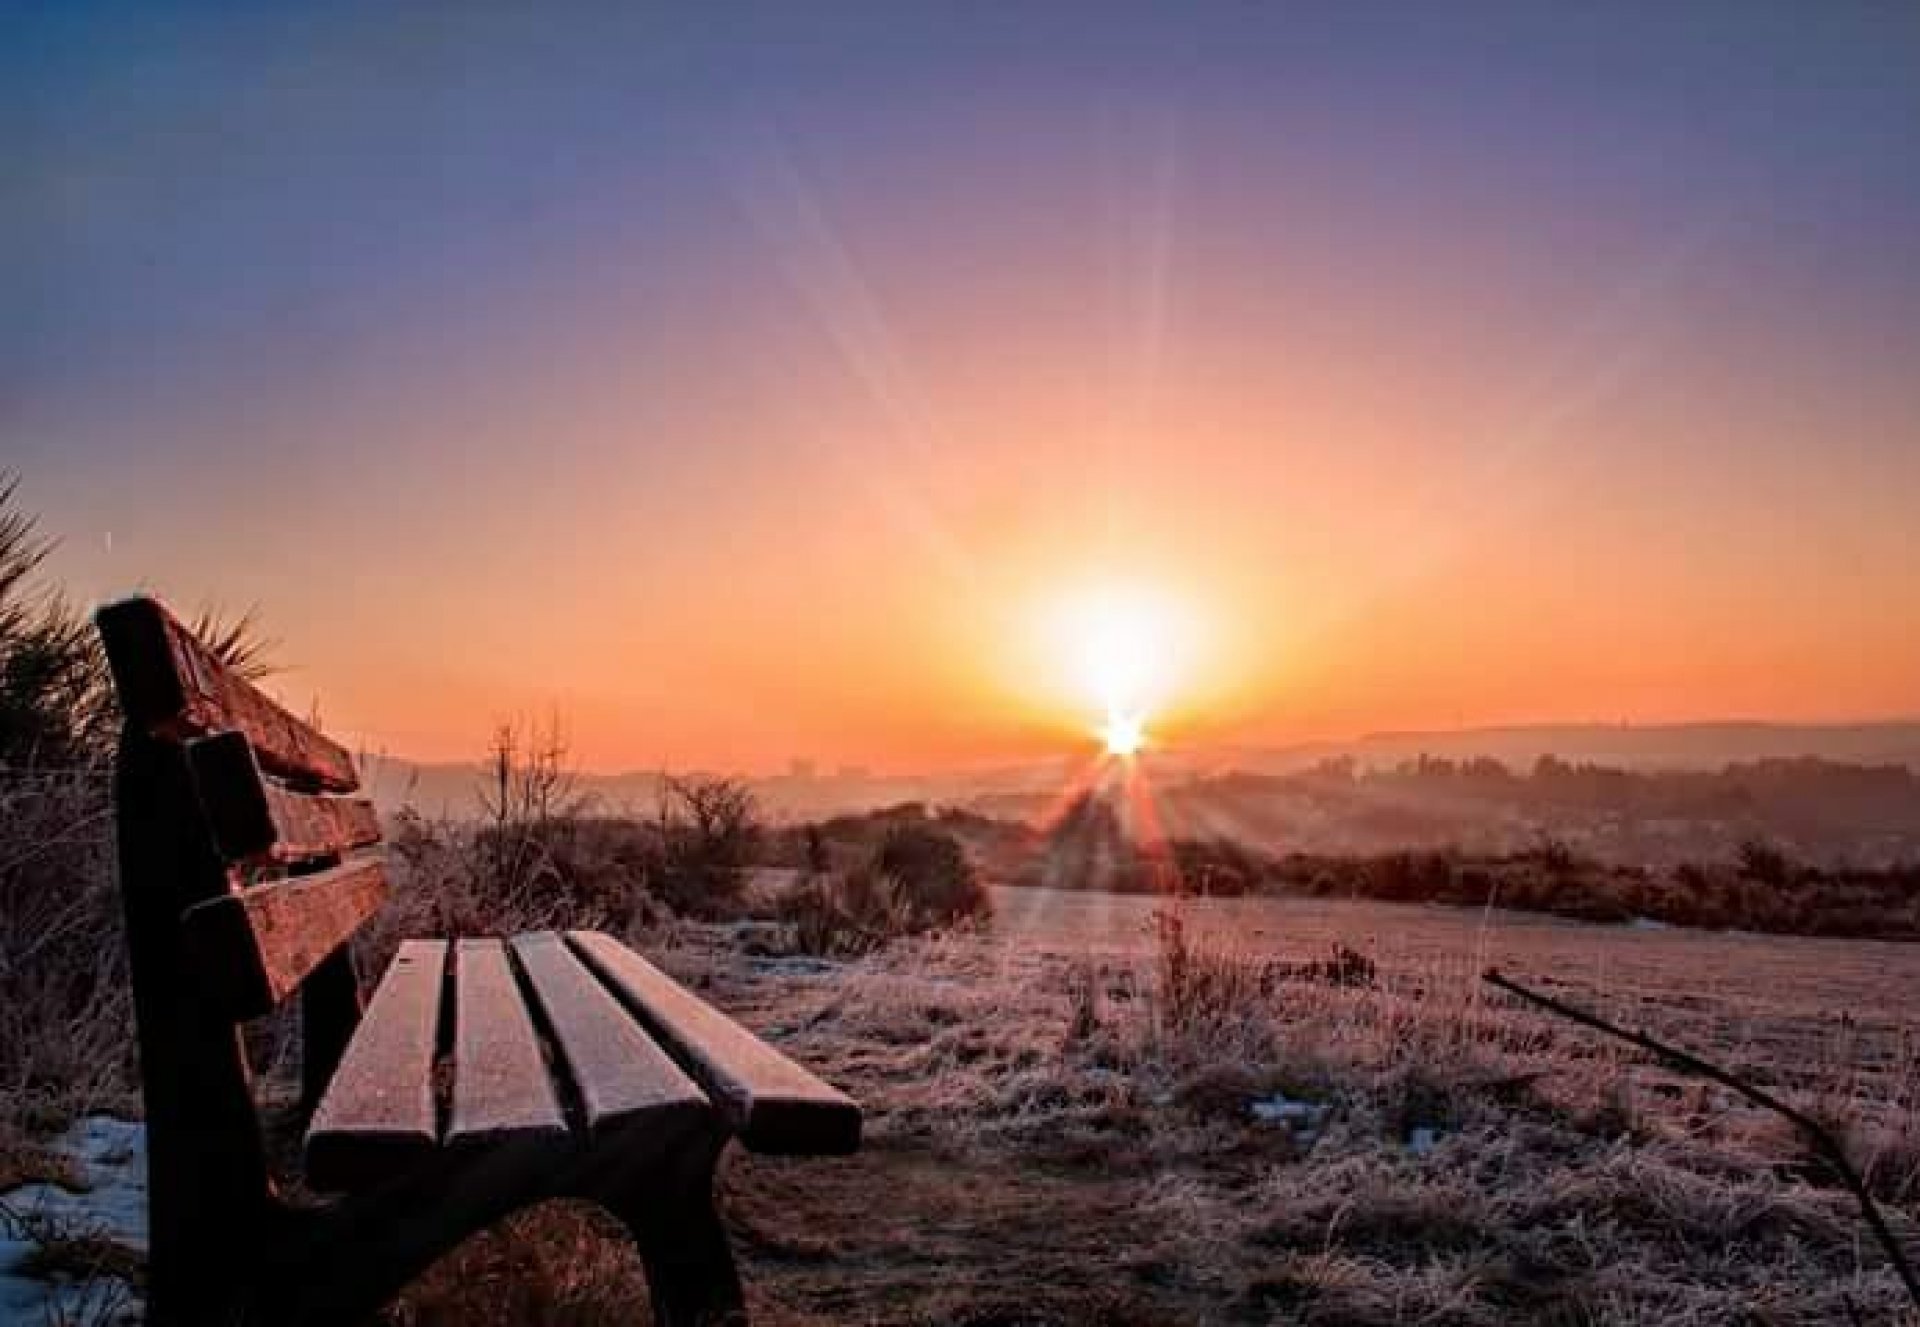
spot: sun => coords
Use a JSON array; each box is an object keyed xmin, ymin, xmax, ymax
[
  {"xmin": 1100, "ymin": 707, "xmax": 1146, "ymax": 758},
  {"xmin": 1063, "ymin": 584, "xmax": 1178, "ymax": 757},
  {"xmin": 1023, "ymin": 577, "xmax": 1200, "ymax": 759}
]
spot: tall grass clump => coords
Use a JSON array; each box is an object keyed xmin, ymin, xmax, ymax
[
  {"xmin": 0, "ymin": 478, "xmax": 124, "ymax": 1126},
  {"xmin": 0, "ymin": 768, "xmax": 130, "ymax": 1125},
  {"xmin": 1147, "ymin": 906, "xmax": 1272, "ymax": 1055}
]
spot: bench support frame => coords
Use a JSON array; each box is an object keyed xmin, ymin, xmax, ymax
[
  {"xmin": 264, "ymin": 1123, "xmax": 742, "ymax": 1327},
  {"xmin": 116, "ymin": 725, "xmax": 283, "ymax": 1323}
]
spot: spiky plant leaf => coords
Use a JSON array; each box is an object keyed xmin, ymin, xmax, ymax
[{"xmin": 187, "ymin": 605, "xmax": 278, "ymax": 682}]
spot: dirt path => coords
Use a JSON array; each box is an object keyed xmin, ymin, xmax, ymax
[{"xmin": 727, "ymin": 1142, "xmax": 1193, "ymax": 1325}]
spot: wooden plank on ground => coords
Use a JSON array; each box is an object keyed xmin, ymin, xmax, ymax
[
  {"xmin": 509, "ymin": 932, "xmax": 709, "ymax": 1138},
  {"xmin": 446, "ymin": 939, "xmax": 567, "ymax": 1149},
  {"xmin": 187, "ymin": 730, "xmax": 380, "ymax": 864},
  {"xmin": 95, "ymin": 595, "xmax": 359, "ymax": 792},
  {"xmin": 568, "ymin": 929, "xmax": 861, "ymax": 1155},
  {"xmin": 306, "ymin": 940, "xmax": 444, "ymax": 1190},
  {"xmin": 182, "ymin": 857, "xmax": 388, "ymax": 1019}
]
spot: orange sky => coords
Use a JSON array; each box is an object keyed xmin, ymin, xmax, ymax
[{"xmin": 12, "ymin": 6, "xmax": 1920, "ymax": 772}]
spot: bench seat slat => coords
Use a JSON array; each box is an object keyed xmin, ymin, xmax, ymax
[
  {"xmin": 306, "ymin": 939, "xmax": 444, "ymax": 1191},
  {"xmin": 188, "ymin": 731, "xmax": 380, "ymax": 865},
  {"xmin": 568, "ymin": 930, "xmax": 861, "ymax": 1155},
  {"xmin": 446, "ymin": 940, "xmax": 567, "ymax": 1149},
  {"xmin": 510, "ymin": 932, "xmax": 708, "ymax": 1138},
  {"xmin": 182, "ymin": 857, "xmax": 388, "ymax": 1019},
  {"xmin": 95, "ymin": 595, "xmax": 359, "ymax": 793}
]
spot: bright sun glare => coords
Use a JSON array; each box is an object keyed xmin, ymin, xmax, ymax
[
  {"xmin": 1100, "ymin": 707, "xmax": 1145, "ymax": 758},
  {"xmin": 1066, "ymin": 586, "xmax": 1179, "ymax": 759}
]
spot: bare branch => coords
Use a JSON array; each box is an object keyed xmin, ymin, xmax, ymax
[{"xmin": 1483, "ymin": 968, "xmax": 1920, "ymax": 1311}]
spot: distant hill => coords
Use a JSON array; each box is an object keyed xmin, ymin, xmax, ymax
[
  {"xmin": 1215, "ymin": 721, "xmax": 1920, "ymax": 775},
  {"xmin": 356, "ymin": 720, "xmax": 1920, "ymax": 823}
]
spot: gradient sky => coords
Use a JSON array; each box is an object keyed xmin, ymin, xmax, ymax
[{"xmin": 7, "ymin": 2, "xmax": 1920, "ymax": 772}]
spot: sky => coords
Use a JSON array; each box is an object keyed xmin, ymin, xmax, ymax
[{"xmin": 6, "ymin": 2, "xmax": 1920, "ymax": 773}]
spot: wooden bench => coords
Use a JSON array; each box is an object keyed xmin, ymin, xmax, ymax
[{"xmin": 94, "ymin": 596, "xmax": 860, "ymax": 1327}]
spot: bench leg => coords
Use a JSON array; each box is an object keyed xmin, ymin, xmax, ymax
[{"xmin": 604, "ymin": 1145, "xmax": 745, "ymax": 1327}]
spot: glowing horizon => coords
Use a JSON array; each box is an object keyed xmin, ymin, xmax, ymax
[{"xmin": 9, "ymin": 6, "xmax": 1920, "ymax": 775}]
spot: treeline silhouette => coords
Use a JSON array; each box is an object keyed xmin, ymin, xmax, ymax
[
  {"xmin": 1140, "ymin": 755, "xmax": 1920, "ymax": 868},
  {"xmin": 976, "ymin": 781, "xmax": 1920, "ymax": 939}
]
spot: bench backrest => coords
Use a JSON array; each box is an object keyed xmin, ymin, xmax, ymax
[
  {"xmin": 96, "ymin": 595, "xmax": 388, "ymax": 1019},
  {"xmin": 94, "ymin": 596, "xmax": 384, "ymax": 1290}
]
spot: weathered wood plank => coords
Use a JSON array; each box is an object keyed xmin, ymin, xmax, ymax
[
  {"xmin": 306, "ymin": 939, "xmax": 444, "ymax": 1191},
  {"xmin": 509, "ymin": 932, "xmax": 708, "ymax": 1138},
  {"xmin": 95, "ymin": 595, "xmax": 359, "ymax": 793},
  {"xmin": 569, "ymin": 930, "xmax": 861, "ymax": 1155},
  {"xmin": 187, "ymin": 730, "xmax": 380, "ymax": 865},
  {"xmin": 446, "ymin": 940, "xmax": 567, "ymax": 1150},
  {"xmin": 182, "ymin": 857, "xmax": 388, "ymax": 1019}
]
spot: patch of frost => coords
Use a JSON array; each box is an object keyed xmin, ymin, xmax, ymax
[
  {"xmin": 0, "ymin": 1115, "xmax": 148, "ymax": 1324},
  {"xmin": 1249, "ymin": 1092, "xmax": 1326, "ymax": 1128}
]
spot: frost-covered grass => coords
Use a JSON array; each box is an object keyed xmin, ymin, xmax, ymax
[{"xmin": 386, "ymin": 895, "xmax": 1920, "ymax": 1324}]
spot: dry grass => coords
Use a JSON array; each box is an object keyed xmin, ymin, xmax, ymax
[
  {"xmin": 0, "ymin": 1128, "xmax": 87, "ymax": 1192},
  {"xmin": 0, "ymin": 769, "xmax": 137, "ymax": 1133},
  {"xmin": 382, "ymin": 1202, "xmax": 652, "ymax": 1326}
]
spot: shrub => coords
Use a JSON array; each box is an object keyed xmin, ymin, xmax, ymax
[
  {"xmin": 873, "ymin": 822, "xmax": 991, "ymax": 926},
  {"xmin": 1530, "ymin": 834, "xmax": 1579, "ymax": 876},
  {"xmin": 1738, "ymin": 837, "xmax": 1794, "ymax": 888},
  {"xmin": 1170, "ymin": 838, "xmax": 1266, "ymax": 896},
  {"xmin": 776, "ymin": 867, "xmax": 911, "ymax": 956},
  {"xmin": 651, "ymin": 775, "xmax": 759, "ymax": 917},
  {"xmin": 1366, "ymin": 850, "xmax": 1453, "ymax": 902},
  {"xmin": 778, "ymin": 823, "xmax": 990, "ymax": 955}
]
